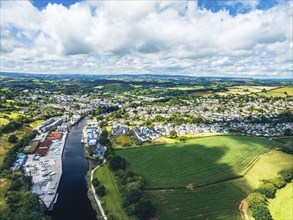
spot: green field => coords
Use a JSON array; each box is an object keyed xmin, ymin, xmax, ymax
[
  {"xmin": 94, "ymin": 165, "xmax": 130, "ymax": 220},
  {"xmin": 111, "ymin": 135, "xmax": 132, "ymax": 148},
  {"xmin": 116, "ymin": 136, "xmax": 279, "ymax": 189},
  {"xmin": 217, "ymin": 86, "xmax": 276, "ymax": 96},
  {"xmin": 0, "ymin": 118, "xmax": 9, "ymax": 126},
  {"xmin": 0, "ymin": 126, "xmax": 33, "ymax": 166},
  {"xmin": 146, "ymin": 182, "xmax": 244, "ymax": 220},
  {"xmin": 115, "ymin": 136, "xmax": 281, "ymax": 219},
  {"xmin": 236, "ymin": 151, "xmax": 293, "ymax": 192},
  {"xmin": 271, "ymin": 87, "xmax": 293, "ymax": 96},
  {"xmin": 269, "ymin": 182, "xmax": 293, "ymax": 220}
]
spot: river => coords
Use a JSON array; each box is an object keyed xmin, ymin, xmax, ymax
[{"xmin": 48, "ymin": 117, "xmax": 97, "ymax": 220}]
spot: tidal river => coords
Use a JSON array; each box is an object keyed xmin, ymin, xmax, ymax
[{"xmin": 48, "ymin": 117, "xmax": 97, "ymax": 220}]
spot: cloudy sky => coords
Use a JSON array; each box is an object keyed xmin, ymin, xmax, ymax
[{"xmin": 1, "ymin": 0, "xmax": 292, "ymax": 78}]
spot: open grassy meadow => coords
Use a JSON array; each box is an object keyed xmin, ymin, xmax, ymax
[
  {"xmin": 270, "ymin": 87, "xmax": 293, "ymax": 96},
  {"xmin": 269, "ymin": 182, "xmax": 293, "ymax": 220},
  {"xmin": 235, "ymin": 151, "xmax": 293, "ymax": 193},
  {"xmin": 217, "ymin": 86, "xmax": 276, "ymax": 96},
  {"xmin": 0, "ymin": 118, "xmax": 9, "ymax": 126},
  {"xmin": 111, "ymin": 135, "xmax": 132, "ymax": 148},
  {"xmin": 115, "ymin": 135, "xmax": 282, "ymax": 219},
  {"xmin": 94, "ymin": 165, "xmax": 131, "ymax": 220},
  {"xmin": 0, "ymin": 125, "xmax": 33, "ymax": 166},
  {"xmin": 116, "ymin": 136, "xmax": 279, "ymax": 189}
]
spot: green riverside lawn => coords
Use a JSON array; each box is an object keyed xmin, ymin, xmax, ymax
[
  {"xmin": 115, "ymin": 135, "xmax": 282, "ymax": 220},
  {"xmin": 94, "ymin": 165, "xmax": 133, "ymax": 220}
]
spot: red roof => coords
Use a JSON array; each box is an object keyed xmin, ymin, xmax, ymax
[
  {"xmin": 36, "ymin": 148, "xmax": 48, "ymax": 156},
  {"xmin": 40, "ymin": 140, "xmax": 52, "ymax": 148},
  {"xmin": 47, "ymin": 132, "xmax": 63, "ymax": 140}
]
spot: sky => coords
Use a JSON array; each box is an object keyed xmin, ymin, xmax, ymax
[{"xmin": 0, "ymin": 0, "xmax": 292, "ymax": 78}]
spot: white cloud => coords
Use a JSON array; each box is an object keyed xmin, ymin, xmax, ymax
[{"xmin": 0, "ymin": 0, "xmax": 292, "ymax": 78}]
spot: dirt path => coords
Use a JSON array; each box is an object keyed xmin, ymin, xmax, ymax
[{"xmin": 239, "ymin": 199, "xmax": 249, "ymax": 220}]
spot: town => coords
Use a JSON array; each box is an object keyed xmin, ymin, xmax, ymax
[{"xmin": 0, "ymin": 74, "xmax": 292, "ymax": 220}]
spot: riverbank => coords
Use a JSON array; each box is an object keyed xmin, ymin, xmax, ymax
[
  {"xmin": 24, "ymin": 131, "xmax": 68, "ymax": 209},
  {"xmin": 48, "ymin": 117, "xmax": 97, "ymax": 220}
]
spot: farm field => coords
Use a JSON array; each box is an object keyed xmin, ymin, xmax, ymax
[
  {"xmin": 235, "ymin": 151, "xmax": 293, "ymax": 193},
  {"xmin": 116, "ymin": 136, "xmax": 281, "ymax": 219},
  {"xmin": 269, "ymin": 182, "xmax": 293, "ymax": 220},
  {"xmin": 270, "ymin": 87, "xmax": 293, "ymax": 96},
  {"xmin": 94, "ymin": 165, "xmax": 130, "ymax": 220},
  {"xmin": 217, "ymin": 86, "xmax": 276, "ymax": 96},
  {"xmin": 146, "ymin": 182, "xmax": 244, "ymax": 220},
  {"xmin": 116, "ymin": 136, "xmax": 279, "ymax": 189}
]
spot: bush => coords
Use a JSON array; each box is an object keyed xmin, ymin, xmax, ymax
[
  {"xmin": 264, "ymin": 177, "xmax": 286, "ymax": 189},
  {"xmin": 95, "ymin": 185, "xmax": 106, "ymax": 197},
  {"xmin": 169, "ymin": 130, "xmax": 177, "ymax": 139},
  {"xmin": 257, "ymin": 183, "xmax": 277, "ymax": 198},
  {"xmin": 278, "ymin": 169, "xmax": 293, "ymax": 182},
  {"xmin": 247, "ymin": 192, "xmax": 267, "ymax": 209},
  {"xmin": 251, "ymin": 204, "xmax": 273, "ymax": 220},
  {"xmin": 92, "ymin": 178, "xmax": 100, "ymax": 188},
  {"xmin": 109, "ymin": 156, "xmax": 126, "ymax": 171},
  {"xmin": 8, "ymin": 134, "xmax": 18, "ymax": 143},
  {"xmin": 135, "ymin": 200, "xmax": 155, "ymax": 220}
]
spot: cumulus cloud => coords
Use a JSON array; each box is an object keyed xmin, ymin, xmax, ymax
[{"xmin": 0, "ymin": 0, "xmax": 292, "ymax": 78}]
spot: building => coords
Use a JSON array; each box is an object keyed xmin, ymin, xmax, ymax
[{"xmin": 47, "ymin": 132, "xmax": 63, "ymax": 141}]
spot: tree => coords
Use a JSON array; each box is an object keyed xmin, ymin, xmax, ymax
[
  {"xmin": 257, "ymin": 183, "xmax": 277, "ymax": 198},
  {"xmin": 95, "ymin": 185, "xmax": 106, "ymax": 197},
  {"xmin": 247, "ymin": 192, "xmax": 267, "ymax": 209},
  {"xmin": 283, "ymin": 128, "xmax": 292, "ymax": 136},
  {"xmin": 251, "ymin": 204, "xmax": 272, "ymax": 220},
  {"xmin": 135, "ymin": 200, "xmax": 155, "ymax": 220},
  {"xmin": 169, "ymin": 130, "xmax": 177, "ymax": 139},
  {"xmin": 278, "ymin": 169, "xmax": 293, "ymax": 182},
  {"xmin": 8, "ymin": 134, "xmax": 18, "ymax": 143},
  {"xmin": 92, "ymin": 178, "xmax": 100, "ymax": 188},
  {"xmin": 110, "ymin": 156, "xmax": 126, "ymax": 171}
]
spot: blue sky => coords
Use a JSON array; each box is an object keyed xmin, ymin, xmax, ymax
[
  {"xmin": 31, "ymin": 0, "xmax": 288, "ymax": 15},
  {"xmin": 1, "ymin": 0, "xmax": 292, "ymax": 77}
]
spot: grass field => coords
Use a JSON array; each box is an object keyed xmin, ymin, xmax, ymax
[
  {"xmin": 29, "ymin": 120, "xmax": 45, "ymax": 129},
  {"xmin": 256, "ymin": 91, "xmax": 287, "ymax": 98},
  {"xmin": 115, "ymin": 135, "xmax": 280, "ymax": 219},
  {"xmin": 116, "ymin": 136, "xmax": 279, "ymax": 189},
  {"xmin": 0, "ymin": 125, "xmax": 33, "ymax": 166},
  {"xmin": 0, "ymin": 112, "xmax": 23, "ymax": 119},
  {"xmin": 111, "ymin": 135, "xmax": 132, "ymax": 148},
  {"xmin": 0, "ymin": 118, "xmax": 9, "ymax": 126},
  {"xmin": 153, "ymin": 136, "xmax": 180, "ymax": 144},
  {"xmin": 269, "ymin": 182, "xmax": 293, "ymax": 220},
  {"xmin": 94, "ymin": 165, "xmax": 130, "ymax": 220},
  {"xmin": 217, "ymin": 86, "xmax": 276, "ymax": 96},
  {"xmin": 270, "ymin": 87, "xmax": 293, "ymax": 96},
  {"xmin": 146, "ymin": 182, "xmax": 244, "ymax": 220},
  {"xmin": 235, "ymin": 151, "xmax": 293, "ymax": 193}
]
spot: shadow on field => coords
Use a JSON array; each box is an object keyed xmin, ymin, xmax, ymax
[
  {"xmin": 116, "ymin": 137, "xmax": 261, "ymax": 219},
  {"xmin": 118, "ymin": 143, "xmax": 242, "ymax": 189}
]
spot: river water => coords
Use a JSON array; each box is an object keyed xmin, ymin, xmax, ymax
[{"xmin": 48, "ymin": 118, "xmax": 97, "ymax": 220}]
